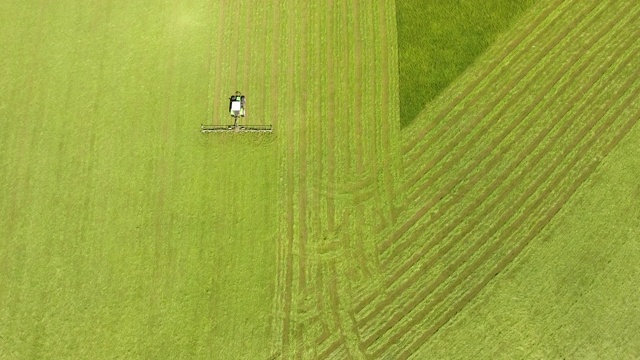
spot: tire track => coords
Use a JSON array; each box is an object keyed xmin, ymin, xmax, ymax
[
  {"xmin": 266, "ymin": 0, "xmax": 290, "ymax": 354},
  {"xmin": 294, "ymin": 0, "xmax": 310, "ymax": 356},
  {"xmin": 278, "ymin": 0, "xmax": 296, "ymax": 354},
  {"xmin": 365, "ymin": 59, "xmax": 640, "ymax": 355},
  {"xmin": 377, "ymin": 0, "xmax": 398, "ymax": 225},
  {"xmin": 356, "ymin": 25, "xmax": 638, "ymax": 321},
  {"xmin": 325, "ymin": 1, "xmax": 337, "ymax": 234}
]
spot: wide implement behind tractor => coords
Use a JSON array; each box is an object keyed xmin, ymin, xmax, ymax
[{"xmin": 201, "ymin": 91, "xmax": 273, "ymax": 133}]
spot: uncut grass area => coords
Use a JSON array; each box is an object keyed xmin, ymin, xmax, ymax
[
  {"xmin": 395, "ymin": 0, "xmax": 536, "ymax": 127},
  {"xmin": 0, "ymin": 3, "xmax": 277, "ymax": 358}
]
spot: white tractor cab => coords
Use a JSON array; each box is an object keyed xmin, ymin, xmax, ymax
[
  {"xmin": 201, "ymin": 91, "xmax": 272, "ymax": 133},
  {"xmin": 229, "ymin": 91, "xmax": 246, "ymax": 118}
]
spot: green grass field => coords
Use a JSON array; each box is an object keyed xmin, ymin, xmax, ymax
[{"xmin": 1, "ymin": 0, "xmax": 639, "ymax": 359}]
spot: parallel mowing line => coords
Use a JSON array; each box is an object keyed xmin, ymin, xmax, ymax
[
  {"xmin": 379, "ymin": 2, "xmax": 636, "ymax": 270},
  {"xmin": 267, "ymin": 0, "xmax": 287, "ymax": 354},
  {"xmin": 292, "ymin": 0, "xmax": 307, "ymax": 354},
  {"xmin": 316, "ymin": 262, "xmax": 350, "ymax": 359},
  {"xmin": 294, "ymin": 0, "xmax": 311, "ymax": 355},
  {"xmin": 306, "ymin": 2, "xmax": 330, "ymax": 355},
  {"xmin": 397, "ymin": 79, "xmax": 640, "ymax": 360},
  {"xmin": 316, "ymin": 1, "xmax": 384, "ymax": 354},
  {"xmin": 366, "ymin": 55, "xmax": 640, "ymax": 356},
  {"xmin": 400, "ymin": 0, "xmax": 567, "ymax": 154},
  {"xmin": 379, "ymin": 0, "xmax": 607, "ymax": 256},
  {"xmin": 394, "ymin": 0, "xmax": 609, "ymax": 235},
  {"xmin": 339, "ymin": 0, "xmax": 358, "ymax": 290},
  {"xmin": 399, "ymin": 0, "xmax": 595, "ymax": 179},
  {"xmin": 332, "ymin": 0, "xmax": 398, "ymax": 357},
  {"xmin": 348, "ymin": 0, "xmax": 395, "ymax": 222},
  {"xmin": 315, "ymin": 4, "xmax": 354, "ymax": 357},
  {"xmin": 350, "ymin": 0, "xmax": 374, "ymax": 286},
  {"xmin": 329, "ymin": 2, "xmax": 369, "ymax": 357},
  {"xmin": 398, "ymin": 0, "xmax": 605, "ymax": 210},
  {"xmin": 362, "ymin": 0, "xmax": 388, "ymax": 277},
  {"xmin": 370, "ymin": 77, "xmax": 640, "ymax": 357},
  {"xmin": 378, "ymin": 0, "xmax": 397, "ymax": 225},
  {"xmin": 312, "ymin": 2, "xmax": 337, "ymax": 351},
  {"xmin": 406, "ymin": 115, "xmax": 640, "ymax": 359},
  {"xmin": 314, "ymin": 2, "xmax": 341, "ymax": 351},
  {"xmin": 356, "ymin": 24, "xmax": 639, "ymax": 325},
  {"xmin": 318, "ymin": 1, "xmax": 390, "ymax": 353},
  {"xmin": 280, "ymin": 0, "xmax": 297, "ymax": 354},
  {"xmin": 360, "ymin": 5, "xmax": 633, "ymax": 326},
  {"xmin": 397, "ymin": 0, "xmax": 603, "ymax": 200},
  {"xmin": 325, "ymin": 0, "xmax": 337, "ymax": 234}
]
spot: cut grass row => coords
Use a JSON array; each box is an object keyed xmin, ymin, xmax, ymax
[
  {"xmin": 399, "ymin": 89, "xmax": 640, "ymax": 359},
  {"xmin": 267, "ymin": 1, "xmax": 402, "ymax": 357},
  {"xmin": 310, "ymin": 1, "xmax": 402, "ymax": 357},
  {"xmin": 356, "ymin": 39, "xmax": 633, "ymax": 325}
]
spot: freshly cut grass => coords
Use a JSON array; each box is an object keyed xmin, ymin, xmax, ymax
[{"xmin": 395, "ymin": 0, "xmax": 536, "ymax": 127}]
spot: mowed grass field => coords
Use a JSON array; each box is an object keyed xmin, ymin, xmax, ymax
[{"xmin": 1, "ymin": 0, "xmax": 639, "ymax": 359}]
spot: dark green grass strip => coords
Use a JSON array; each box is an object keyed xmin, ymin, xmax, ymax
[{"xmin": 396, "ymin": 0, "xmax": 537, "ymax": 127}]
